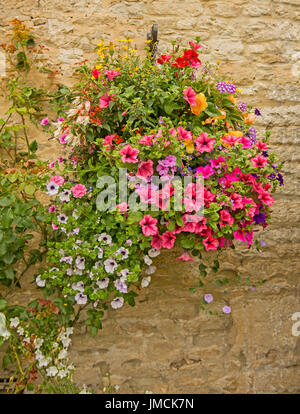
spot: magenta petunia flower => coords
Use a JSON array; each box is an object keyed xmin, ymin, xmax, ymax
[
  {"xmin": 183, "ymin": 87, "xmax": 197, "ymax": 106},
  {"xmin": 99, "ymin": 94, "xmax": 113, "ymax": 108},
  {"xmin": 139, "ymin": 215, "xmax": 158, "ymax": 237},
  {"xmin": 176, "ymin": 251, "xmax": 195, "ymax": 261},
  {"xmin": 120, "ymin": 144, "xmax": 139, "ymax": 163},
  {"xmin": 40, "ymin": 117, "xmax": 49, "ymax": 126},
  {"xmin": 195, "ymin": 132, "xmax": 215, "ymax": 153},
  {"xmin": 161, "ymin": 231, "xmax": 176, "ymax": 249},
  {"xmin": 136, "ymin": 160, "xmax": 154, "ymax": 179}
]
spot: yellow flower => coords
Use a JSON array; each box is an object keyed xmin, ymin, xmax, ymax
[
  {"xmin": 144, "ymin": 40, "xmax": 152, "ymax": 44},
  {"xmin": 183, "ymin": 140, "xmax": 194, "ymax": 153},
  {"xmin": 96, "ymin": 64, "xmax": 102, "ymax": 70},
  {"xmin": 190, "ymin": 93, "xmax": 208, "ymax": 116},
  {"xmin": 124, "ymin": 45, "xmax": 128, "ymax": 50}
]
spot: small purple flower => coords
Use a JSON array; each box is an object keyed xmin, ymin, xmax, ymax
[
  {"xmin": 204, "ymin": 294, "xmax": 213, "ymax": 304},
  {"xmin": 111, "ymin": 297, "xmax": 124, "ymax": 309},
  {"xmin": 46, "ymin": 182, "xmax": 59, "ymax": 196},
  {"xmin": 163, "ymin": 155, "xmax": 177, "ymax": 167},
  {"xmin": 216, "ymin": 81, "xmax": 237, "ymax": 94},
  {"xmin": 75, "ymin": 293, "xmax": 87, "ymax": 305},
  {"xmin": 72, "ymin": 281, "xmax": 85, "ymax": 292},
  {"xmin": 260, "ymin": 240, "xmax": 266, "ymax": 247},
  {"xmin": 60, "ymin": 255, "xmax": 73, "ymax": 264},
  {"xmin": 125, "ymin": 239, "xmax": 132, "ymax": 246},
  {"xmin": 98, "ymin": 233, "xmax": 112, "ymax": 245},
  {"xmin": 238, "ymin": 102, "xmax": 247, "ymax": 113},
  {"xmin": 114, "ymin": 277, "xmax": 127, "ymax": 293},
  {"xmin": 222, "ymin": 306, "xmax": 231, "ymax": 314},
  {"xmin": 254, "ymin": 108, "xmax": 261, "ymax": 116},
  {"xmin": 120, "ymin": 269, "xmax": 130, "ymax": 278},
  {"xmin": 36, "ymin": 275, "xmax": 45, "ymax": 287}
]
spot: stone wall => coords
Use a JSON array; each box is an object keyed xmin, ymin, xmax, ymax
[{"xmin": 0, "ymin": 0, "xmax": 300, "ymax": 393}]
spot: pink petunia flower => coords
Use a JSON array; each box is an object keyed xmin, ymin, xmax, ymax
[
  {"xmin": 195, "ymin": 165, "xmax": 214, "ymax": 179},
  {"xmin": 183, "ymin": 87, "xmax": 197, "ymax": 106},
  {"xmin": 50, "ymin": 175, "xmax": 65, "ymax": 187},
  {"xmin": 240, "ymin": 136, "xmax": 252, "ymax": 149},
  {"xmin": 105, "ymin": 70, "xmax": 121, "ymax": 80},
  {"xmin": 151, "ymin": 234, "xmax": 162, "ymax": 250},
  {"xmin": 138, "ymin": 134, "xmax": 154, "ymax": 146},
  {"xmin": 48, "ymin": 205, "xmax": 56, "ymax": 213},
  {"xmin": 40, "ymin": 117, "xmax": 49, "ymax": 126},
  {"xmin": 220, "ymin": 210, "xmax": 234, "ymax": 225},
  {"xmin": 256, "ymin": 141, "xmax": 268, "ymax": 151},
  {"xmin": 139, "ymin": 215, "xmax": 158, "ymax": 237},
  {"xmin": 177, "ymin": 126, "xmax": 193, "ymax": 141},
  {"xmin": 99, "ymin": 95, "xmax": 113, "ymax": 108},
  {"xmin": 120, "ymin": 145, "xmax": 139, "ymax": 163},
  {"xmin": 195, "ymin": 133, "xmax": 215, "ymax": 153},
  {"xmin": 203, "ymin": 236, "xmax": 218, "ymax": 251},
  {"xmin": 161, "ymin": 231, "xmax": 176, "ymax": 249},
  {"xmin": 136, "ymin": 160, "xmax": 154, "ymax": 180},
  {"xmin": 71, "ymin": 184, "xmax": 87, "ymax": 198},
  {"xmin": 221, "ymin": 134, "xmax": 241, "ymax": 146},
  {"xmin": 116, "ymin": 202, "xmax": 128, "ymax": 212},
  {"xmin": 251, "ymin": 154, "xmax": 268, "ymax": 167},
  {"xmin": 91, "ymin": 69, "xmax": 100, "ymax": 79},
  {"xmin": 176, "ymin": 250, "xmax": 195, "ymax": 261}
]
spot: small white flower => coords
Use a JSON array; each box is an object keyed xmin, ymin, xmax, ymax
[
  {"xmin": 98, "ymin": 233, "xmax": 112, "ymax": 245},
  {"xmin": 65, "ymin": 327, "xmax": 74, "ymax": 336},
  {"xmin": 58, "ymin": 349, "xmax": 68, "ymax": 360},
  {"xmin": 36, "ymin": 275, "xmax": 46, "ymax": 287},
  {"xmin": 75, "ymin": 256, "xmax": 85, "ymax": 270},
  {"xmin": 46, "ymin": 182, "xmax": 59, "ymax": 196},
  {"xmin": 111, "ymin": 297, "xmax": 124, "ymax": 310},
  {"xmin": 141, "ymin": 276, "xmax": 151, "ymax": 288},
  {"xmin": 17, "ymin": 327, "xmax": 24, "ymax": 336},
  {"xmin": 59, "ymin": 189, "xmax": 71, "ymax": 202},
  {"xmin": 143, "ymin": 255, "xmax": 152, "ymax": 266},
  {"xmin": 75, "ymin": 293, "xmax": 87, "ymax": 305},
  {"xmin": 58, "ymin": 369, "xmax": 68, "ymax": 379},
  {"xmin": 72, "ymin": 210, "xmax": 80, "ymax": 219},
  {"xmin": 9, "ymin": 317, "xmax": 20, "ymax": 328},
  {"xmin": 34, "ymin": 338, "xmax": 44, "ymax": 349},
  {"xmin": 46, "ymin": 366, "xmax": 58, "ymax": 377},
  {"xmin": 104, "ymin": 258, "xmax": 118, "ymax": 274},
  {"xmin": 58, "ymin": 214, "xmax": 68, "ymax": 224},
  {"xmin": 61, "ymin": 337, "xmax": 71, "ymax": 348},
  {"xmin": 96, "ymin": 278, "xmax": 109, "ymax": 289}
]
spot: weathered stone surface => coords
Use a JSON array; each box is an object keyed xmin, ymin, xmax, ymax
[{"xmin": 0, "ymin": 0, "xmax": 300, "ymax": 394}]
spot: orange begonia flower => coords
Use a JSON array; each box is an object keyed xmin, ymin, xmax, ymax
[
  {"xmin": 190, "ymin": 93, "xmax": 208, "ymax": 116},
  {"xmin": 244, "ymin": 112, "xmax": 256, "ymax": 124}
]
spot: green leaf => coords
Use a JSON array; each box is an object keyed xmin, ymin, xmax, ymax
[
  {"xmin": 204, "ymin": 102, "xmax": 222, "ymax": 117},
  {"xmin": 29, "ymin": 140, "xmax": 38, "ymax": 153},
  {"xmin": 24, "ymin": 184, "xmax": 35, "ymax": 196},
  {"xmin": 0, "ymin": 299, "xmax": 8, "ymax": 311}
]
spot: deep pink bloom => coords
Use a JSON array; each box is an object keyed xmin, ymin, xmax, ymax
[
  {"xmin": 138, "ymin": 134, "xmax": 154, "ymax": 146},
  {"xmin": 48, "ymin": 205, "xmax": 56, "ymax": 213},
  {"xmin": 105, "ymin": 70, "xmax": 121, "ymax": 80},
  {"xmin": 183, "ymin": 87, "xmax": 197, "ymax": 106},
  {"xmin": 50, "ymin": 175, "xmax": 65, "ymax": 187},
  {"xmin": 177, "ymin": 126, "xmax": 193, "ymax": 141},
  {"xmin": 189, "ymin": 41, "xmax": 202, "ymax": 51},
  {"xmin": 257, "ymin": 141, "xmax": 268, "ymax": 151},
  {"xmin": 222, "ymin": 134, "xmax": 241, "ymax": 146},
  {"xmin": 120, "ymin": 145, "xmax": 139, "ymax": 163},
  {"xmin": 52, "ymin": 224, "xmax": 59, "ymax": 230},
  {"xmin": 240, "ymin": 136, "xmax": 252, "ymax": 149},
  {"xmin": 139, "ymin": 215, "xmax": 158, "ymax": 237},
  {"xmin": 209, "ymin": 156, "xmax": 226, "ymax": 169},
  {"xmin": 220, "ymin": 210, "xmax": 234, "ymax": 225},
  {"xmin": 195, "ymin": 133, "xmax": 215, "ymax": 153},
  {"xmin": 203, "ymin": 236, "xmax": 218, "ymax": 251},
  {"xmin": 176, "ymin": 251, "xmax": 195, "ymax": 261},
  {"xmin": 161, "ymin": 231, "xmax": 176, "ymax": 249},
  {"xmin": 258, "ymin": 191, "xmax": 274, "ymax": 206},
  {"xmin": 99, "ymin": 95, "xmax": 113, "ymax": 108},
  {"xmin": 91, "ymin": 69, "xmax": 100, "ymax": 79},
  {"xmin": 195, "ymin": 165, "xmax": 214, "ymax": 179},
  {"xmin": 251, "ymin": 154, "xmax": 268, "ymax": 167},
  {"xmin": 116, "ymin": 202, "xmax": 128, "ymax": 212},
  {"xmin": 71, "ymin": 184, "xmax": 87, "ymax": 198},
  {"xmin": 233, "ymin": 229, "xmax": 247, "ymax": 242},
  {"xmin": 136, "ymin": 160, "xmax": 154, "ymax": 179},
  {"xmin": 151, "ymin": 234, "xmax": 162, "ymax": 250},
  {"xmin": 40, "ymin": 117, "xmax": 49, "ymax": 126},
  {"xmin": 230, "ymin": 193, "xmax": 244, "ymax": 210}
]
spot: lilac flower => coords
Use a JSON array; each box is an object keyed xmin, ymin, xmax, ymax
[
  {"xmin": 97, "ymin": 247, "xmax": 104, "ymax": 259},
  {"xmin": 98, "ymin": 233, "xmax": 112, "ymax": 245},
  {"xmin": 125, "ymin": 239, "xmax": 132, "ymax": 246},
  {"xmin": 204, "ymin": 294, "xmax": 213, "ymax": 304},
  {"xmin": 66, "ymin": 268, "xmax": 73, "ymax": 276},
  {"xmin": 93, "ymin": 260, "xmax": 102, "ymax": 269},
  {"xmin": 96, "ymin": 278, "xmax": 109, "ymax": 289},
  {"xmin": 114, "ymin": 277, "xmax": 127, "ymax": 293},
  {"xmin": 163, "ymin": 155, "xmax": 177, "ymax": 167},
  {"xmin": 104, "ymin": 258, "xmax": 118, "ymax": 274},
  {"xmin": 75, "ymin": 256, "xmax": 85, "ymax": 270},
  {"xmin": 59, "ymin": 189, "xmax": 71, "ymax": 202},
  {"xmin": 238, "ymin": 102, "xmax": 247, "ymax": 113},
  {"xmin": 156, "ymin": 161, "xmax": 169, "ymax": 176},
  {"xmin": 75, "ymin": 293, "xmax": 87, "ymax": 305},
  {"xmin": 216, "ymin": 81, "xmax": 236, "ymax": 94},
  {"xmin": 116, "ymin": 247, "xmax": 129, "ymax": 260},
  {"xmin": 260, "ymin": 240, "xmax": 266, "ymax": 247},
  {"xmin": 222, "ymin": 306, "xmax": 231, "ymax": 314},
  {"xmin": 58, "ymin": 214, "xmax": 68, "ymax": 224},
  {"xmin": 46, "ymin": 182, "xmax": 59, "ymax": 196},
  {"xmin": 111, "ymin": 297, "xmax": 124, "ymax": 309}
]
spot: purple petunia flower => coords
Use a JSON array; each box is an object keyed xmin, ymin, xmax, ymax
[
  {"xmin": 254, "ymin": 108, "xmax": 261, "ymax": 116},
  {"xmin": 204, "ymin": 294, "xmax": 213, "ymax": 304},
  {"xmin": 96, "ymin": 278, "xmax": 109, "ymax": 289},
  {"xmin": 222, "ymin": 306, "xmax": 231, "ymax": 314},
  {"xmin": 46, "ymin": 182, "xmax": 59, "ymax": 196},
  {"xmin": 75, "ymin": 293, "xmax": 87, "ymax": 305},
  {"xmin": 111, "ymin": 297, "xmax": 124, "ymax": 309},
  {"xmin": 104, "ymin": 258, "xmax": 118, "ymax": 274}
]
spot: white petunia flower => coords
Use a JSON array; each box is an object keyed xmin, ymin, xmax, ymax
[
  {"xmin": 141, "ymin": 276, "xmax": 151, "ymax": 288},
  {"xmin": 9, "ymin": 317, "xmax": 20, "ymax": 328},
  {"xmin": 111, "ymin": 297, "xmax": 124, "ymax": 309},
  {"xmin": 46, "ymin": 366, "xmax": 58, "ymax": 377},
  {"xmin": 36, "ymin": 275, "xmax": 46, "ymax": 287},
  {"xmin": 46, "ymin": 182, "xmax": 59, "ymax": 196},
  {"xmin": 148, "ymin": 248, "xmax": 161, "ymax": 258},
  {"xmin": 96, "ymin": 278, "xmax": 109, "ymax": 289},
  {"xmin": 104, "ymin": 258, "xmax": 118, "ymax": 274}
]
